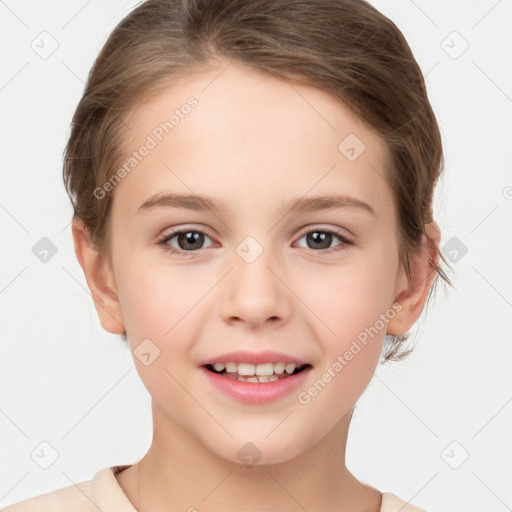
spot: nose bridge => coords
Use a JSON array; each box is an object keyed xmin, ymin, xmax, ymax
[{"xmin": 220, "ymin": 234, "xmax": 290, "ymax": 326}]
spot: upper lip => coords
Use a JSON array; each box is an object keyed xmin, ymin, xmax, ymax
[{"xmin": 198, "ymin": 350, "xmax": 310, "ymax": 366}]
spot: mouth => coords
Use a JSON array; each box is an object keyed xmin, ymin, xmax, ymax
[{"xmin": 203, "ymin": 362, "xmax": 312, "ymax": 383}]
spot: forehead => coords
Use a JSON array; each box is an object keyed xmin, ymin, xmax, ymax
[{"xmin": 114, "ymin": 61, "xmax": 393, "ymax": 220}]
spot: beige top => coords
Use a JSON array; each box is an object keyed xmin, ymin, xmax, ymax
[{"xmin": 1, "ymin": 465, "xmax": 430, "ymax": 512}]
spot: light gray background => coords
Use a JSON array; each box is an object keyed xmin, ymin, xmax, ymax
[{"xmin": 1, "ymin": 1, "xmax": 511, "ymax": 511}]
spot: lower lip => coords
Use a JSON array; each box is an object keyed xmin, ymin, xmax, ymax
[{"xmin": 199, "ymin": 366, "xmax": 312, "ymax": 404}]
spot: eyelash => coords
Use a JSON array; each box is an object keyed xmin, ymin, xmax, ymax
[{"xmin": 157, "ymin": 226, "xmax": 353, "ymax": 257}]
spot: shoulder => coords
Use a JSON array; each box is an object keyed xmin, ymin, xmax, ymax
[
  {"xmin": 0, "ymin": 465, "xmax": 134, "ymax": 512},
  {"xmin": 0, "ymin": 480, "xmax": 93, "ymax": 512},
  {"xmin": 380, "ymin": 492, "xmax": 431, "ymax": 512}
]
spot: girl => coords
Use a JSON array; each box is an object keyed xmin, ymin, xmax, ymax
[{"xmin": 2, "ymin": 0, "xmax": 450, "ymax": 510}]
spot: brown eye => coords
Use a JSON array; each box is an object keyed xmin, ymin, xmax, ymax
[
  {"xmin": 159, "ymin": 228, "xmax": 214, "ymax": 254},
  {"xmin": 295, "ymin": 228, "xmax": 352, "ymax": 253},
  {"xmin": 174, "ymin": 231, "xmax": 205, "ymax": 251},
  {"xmin": 305, "ymin": 231, "xmax": 333, "ymax": 250}
]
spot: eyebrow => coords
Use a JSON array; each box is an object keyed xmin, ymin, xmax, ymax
[{"xmin": 137, "ymin": 192, "xmax": 375, "ymax": 217}]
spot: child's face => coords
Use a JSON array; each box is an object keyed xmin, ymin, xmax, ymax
[{"xmin": 104, "ymin": 62, "xmax": 407, "ymax": 464}]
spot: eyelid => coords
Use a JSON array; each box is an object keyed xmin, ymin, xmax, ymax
[
  {"xmin": 159, "ymin": 224, "xmax": 353, "ymax": 243},
  {"xmin": 158, "ymin": 225, "xmax": 215, "ymax": 246},
  {"xmin": 295, "ymin": 224, "xmax": 353, "ymax": 242},
  {"xmin": 160, "ymin": 224, "xmax": 213, "ymax": 238},
  {"xmin": 157, "ymin": 223, "xmax": 354, "ymax": 259}
]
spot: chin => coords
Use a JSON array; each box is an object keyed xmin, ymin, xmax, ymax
[{"xmin": 207, "ymin": 435, "xmax": 308, "ymax": 468}]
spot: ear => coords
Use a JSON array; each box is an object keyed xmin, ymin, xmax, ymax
[
  {"xmin": 387, "ymin": 222, "xmax": 441, "ymax": 335},
  {"xmin": 71, "ymin": 218, "xmax": 126, "ymax": 335}
]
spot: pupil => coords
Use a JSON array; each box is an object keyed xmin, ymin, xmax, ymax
[
  {"xmin": 308, "ymin": 231, "xmax": 331, "ymax": 249},
  {"xmin": 179, "ymin": 231, "xmax": 204, "ymax": 250}
]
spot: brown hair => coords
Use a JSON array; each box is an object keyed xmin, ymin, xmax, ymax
[{"xmin": 63, "ymin": 0, "xmax": 451, "ymax": 362}]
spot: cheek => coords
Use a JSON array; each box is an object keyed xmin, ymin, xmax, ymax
[
  {"xmin": 114, "ymin": 261, "xmax": 206, "ymax": 416},
  {"xmin": 296, "ymin": 246, "xmax": 399, "ymax": 342},
  {"xmin": 116, "ymin": 254, "xmax": 206, "ymax": 339},
  {"xmin": 294, "ymin": 264, "xmax": 396, "ymax": 426},
  {"xmin": 114, "ymin": 256, "xmax": 218, "ymax": 376}
]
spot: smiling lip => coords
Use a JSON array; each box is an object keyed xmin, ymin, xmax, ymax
[
  {"xmin": 198, "ymin": 350, "xmax": 309, "ymax": 366},
  {"xmin": 200, "ymin": 365, "xmax": 312, "ymax": 404}
]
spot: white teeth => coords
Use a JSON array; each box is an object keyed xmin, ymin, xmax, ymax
[
  {"xmin": 225, "ymin": 362, "xmax": 238, "ymax": 373},
  {"xmin": 224, "ymin": 373, "xmax": 285, "ymax": 383},
  {"xmin": 255, "ymin": 363, "xmax": 274, "ymax": 376},
  {"xmin": 285, "ymin": 363, "xmax": 296, "ymax": 374},
  {"xmin": 210, "ymin": 361, "xmax": 305, "ymax": 378},
  {"xmin": 273, "ymin": 362, "xmax": 285, "ymax": 374},
  {"xmin": 237, "ymin": 362, "xmax": 255, "ymax": 376}
]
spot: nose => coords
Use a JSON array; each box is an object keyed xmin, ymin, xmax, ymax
[{"xmin": 219, "ymin": 245, "xmax": 292, "ymax": 329}]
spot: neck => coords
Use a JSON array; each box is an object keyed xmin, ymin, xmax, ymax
[{"xmin": 116, "ymin": 402, "xmax": 381, "ymax": 512}]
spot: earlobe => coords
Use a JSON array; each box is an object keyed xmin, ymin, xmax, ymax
[
  {"xmin": 71, "ymin": 218, "xmax": 126, "ymax": 335},
  {"xmin": 386, "ymin": 222, "xmax": 441, "ymax": 336}
]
